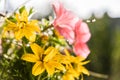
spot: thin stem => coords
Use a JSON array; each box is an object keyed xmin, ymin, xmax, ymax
[
  {"xmin": 42, "ymin": 24, "xmax": 53, "ymax": 32},
  {"xmin": 89, "ymin": 71, "xmax": 109, "ymax": 79},
  {"xmin": 22, "ymin": 41, "xmax": 26, "ymax": 53},
  {"xmin": 42, "ymin": 76, "xmax": 48, "ymax": 80},
  {"xmin": 37, "ymin": 74, "xmax": 41, "ymax": 80}
]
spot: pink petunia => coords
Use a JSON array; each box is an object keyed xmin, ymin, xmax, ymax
[
  {"xmin": 52, "ymin": 1, "xmax": 91, "ymax": 58},
  {"xmin": 52, "ymin": 1, "xmax": 79, "ymax": 44},
  {"xmin": 52, "ymin": 1, "xmax": 66, "ymax": 17},
  {"xmin": 73, "ymin": 20, "xmax": 91, "ymax": 58},
  {"xmin": 73, "ymin": 42, "xmax": 90, "ymax": 58},
  {"xmin": 75, "ymin": 20, "xmax": 91, "ymax": 43}
]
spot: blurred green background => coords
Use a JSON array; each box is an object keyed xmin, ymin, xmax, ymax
[{"xmin": 84, "ymin": 13, "xmax": 120, "ymax": 80}]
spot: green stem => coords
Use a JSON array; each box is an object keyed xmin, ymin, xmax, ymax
[
  {"xmin": 49, "ymin": 38, "xmax": 65, "ymax": 46},
  {"xmin": 42, "ymin": 76, "xmax": 48, "ymax": 80},
  {"xmin": 89, "ymin": 71, "xmax": 109, "ymax": 79},
  {"xmin": 37, "ymin": 74, "xmax": 41, "ymax": 80},
  {"xmin": 42, "ymin": 24, "xmax": 53, "ymax": 32},
  {"xmin": 22, "ymin": 41, "xmax": 26, "ymax": 53}
]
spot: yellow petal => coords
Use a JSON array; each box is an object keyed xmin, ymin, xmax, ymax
[
  {"xmin": 80, "ymin": 61, "xmax": 90, "ymax": 65},
  {"xmin": 67, "ymin": 66, "xmax": 79, "ymax": 78},
  {"xmin": 15, "ymin": 29, "xmax": 23, "ymax": 40},
  {"xmin": 52, "ymin": 54, "xmax": 70, "ymax": 64},
  {"xmin": 64, "ymin": 49, "xmax": 70, "ymax": 56},
  {"xmin": 15, "ymin": 13, "xmax": 20, "ymax": 23},
  {"xmin": 80, "ymin": 66, "xmax": 90, "ymax": 76},
  {"xmin": 6, "ymin": 18, "xmax": 16, "ymax": 25},
  {"xmin": 44, "ymin": 47, "xmax": 54, "ymax": 55},
  {"xmin": 51, "ymin": 61, "xmax": 65, "ymax": 71},
  {"xmin": 28, "ymin": 20, "xmax": 40, "ymax": 32},
  {"xmin": 5, "ymin": 19, "xmax": 18, "ymax": 31},
  {"xmin": 25, "ymin": 31, "xmax": 36, "ymax": 42},
  {"xmin": 77, "ymin": 56, "xmax": 86, "ymax": 61},
  {"xmin": 76, "ymin": 63, "xmax": 89, "ymax": 76},
  {"xmin": 63, "ymin": 74, "xmax": 74, "ymax": 80},
  {"xmin": 44, "ymin": 47, "xmax": 58, "ymax": 62},
  {"xmin": 21, "ymin": 53, "xmax": 39, "ymax": 62},
  {"xmin": 29, "ymin": 33, "xmax": 36, "ymax": 42},
  {"xmin": 23, "ymin": 26, "xmax": 36, "ymax": 42},
  {"xmin": 32, "ymin": 61, "xmax": 45, "ymax": 76},
  {"xmin": 30, "ymin": 43, "xmax": 44, "ymax": 59},
  {"xmin": 21, "ymin": 9, "xmax": 28, "ymax": 22},
  {"xmin": 44, "ymin": 62, "xmax": 55, "ymax": 75}
]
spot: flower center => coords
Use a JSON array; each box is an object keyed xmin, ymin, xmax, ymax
[{"xmin": 18, "ymin": 21, "xmax": 26, "ymax": 29}]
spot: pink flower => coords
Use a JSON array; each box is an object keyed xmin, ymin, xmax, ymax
[
  {"xmin": 75, "ymin": 20, "xmax": 91, "ymax": 43},
  {"xmin": 73, "ymin": 20, "xmax": 91, "ymax": 58},
  {"xmin": 52, "ymin": 1, "xmax": 66, "ymax": 17},
  {"xmin": 73, "ymin": 43, "xmax": 90, "ymax": 58},
  {"xmin": 52, "ymin": 1, "xmax": 91, "ymax": 58},
  {"xmin": 52, "ymin": 1, "xmax": 79, "ymax": 44}
]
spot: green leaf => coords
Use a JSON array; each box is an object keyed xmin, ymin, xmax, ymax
[
  {"xmin": 19, "ymin": 6, "xmax": 25, "ymax": 13},
  {"xmin": 29, "ymin": 7, "xmax": 34, "ymax": 16},
  {"xmin": 7, "ymin": 16, "xmax": 17, "ymax": 23}
]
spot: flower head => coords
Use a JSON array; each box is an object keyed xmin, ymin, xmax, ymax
[
  {"xmin": 52, "ymin": 1, "xmax": 79, "ymax": 44},
  {"xmin": 3, "ymin": 9, "xmax": 40, "ymax": 42},
  {"xmin": 73, "ymin": 20, "xmax": 91, "ymax": 58},
  {"xmin": 63, "ymin": 49, "xmax": 90, "ymax": 80},
  {"xmin": 21, "ymin": 43, "xmax": 65, "ymax": 76},
  {"xmin": 73, "ymin": 43, "xmax": 90, "ymax": 59},
  {"xmin": 75, "ymin": 21, "xmax": 91, "ymax": 43},
  {"xmin": 52, "ymin": 1, "xmax": 91, "ymax": 59}
]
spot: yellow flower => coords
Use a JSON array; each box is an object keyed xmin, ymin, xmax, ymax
[
  {"xmin": 21, "ymin": 43, "xmax": 65, "ymax": 76},
  {"xmin": 4, "ymin": 9, "xmax": 40, "ymax": 42},
  {"xmin": 63, "ymin": 64, "xmax": 79, "ymax": 80},
  {"xmin": 63, "ymin": 49, "xmax": 90, "ymax": 80}
]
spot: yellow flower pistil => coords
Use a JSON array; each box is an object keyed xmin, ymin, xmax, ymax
[
  {"xmin": 21, "ymin": 43, "xmax": 65, "ymax": 76},
  {"xmin": 4, "ymin": 9, "xmax": 40, "ymax": 42}
]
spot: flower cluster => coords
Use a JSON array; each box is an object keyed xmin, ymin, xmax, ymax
[
  {"xmin": 52, "ymin": 1, "xmax": 91, "ymax": 58},
  {"xmin": 1, "ymin": 1, "xmax": 91, "ymax": 80}
]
